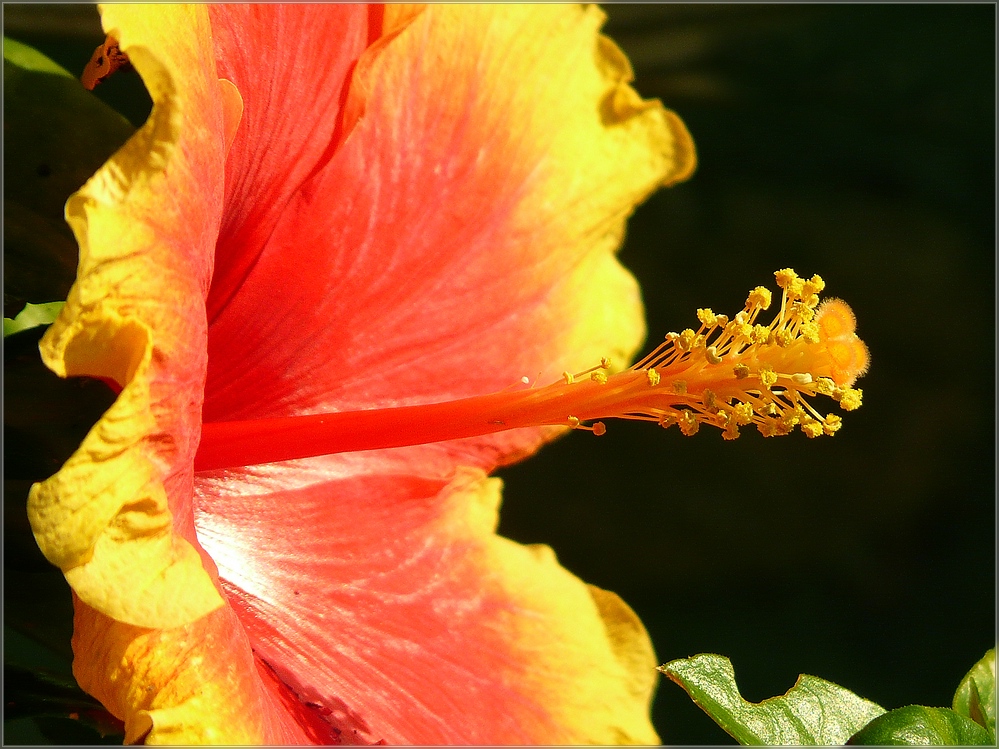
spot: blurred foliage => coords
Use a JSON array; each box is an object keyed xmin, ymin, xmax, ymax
[
  {"xmin": 4, "ymin": 13, "xmax": 132, "ymax": 743},
  {"xmin": 2, "ymin": 4, "xmax": 994, "ymax": 745},
  {"xmin": 5, "ymin": 301, "xmax": 65, "ymax": 337},
  {"xmin": 952, "ymin": 648, "xmax": 997, "ymax": 742},
  {"xmin": 848, "ymin": 705, "xmax": 992, "ymax": 746},
  {"xmin": 3, "ymin": 34, "xmax": 135, "ymax": 319}
]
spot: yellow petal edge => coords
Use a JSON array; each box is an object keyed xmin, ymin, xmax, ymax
[
  {"xmin": 449, "ymin": 468, "xmax": 660, "ymax": 744},
  {"xmin": 26, "ymin": 4, "xmax": 228, "ymax": 629}
]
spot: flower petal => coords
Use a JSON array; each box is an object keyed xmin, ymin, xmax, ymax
[
  {"xmin": 71, "ymin": 596, "xmax": 342, "ymax": 745},
  {"xmin": 70, "ymin": 462, "xmax": 660, "ymax": 744},
  {"xmin": 202, "ymin": 5, "xmax": 694, "ymax": 455},
  {"xmin": 192, "ymin": 464, "xmax": 659, "ymax": 744},
  {"xmin": 26, "ymin": 4, "xmax": 229, "ymax": 628},
  {"xmin": 203, "ymin": 4, "xmax": 372, "ymax": 322}
]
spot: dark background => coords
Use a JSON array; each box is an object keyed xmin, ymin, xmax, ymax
[{"xmin": 4, "ymin": 4, "xmax": 995, "ymax": 745}]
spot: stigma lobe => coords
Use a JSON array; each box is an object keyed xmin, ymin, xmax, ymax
[{"xmin": 81, "ymin": 35, "xmax": 131, "ymax": 91}]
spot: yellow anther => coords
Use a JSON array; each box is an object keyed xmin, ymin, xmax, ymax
[
  {"xmin": 839, "ymin": 388, "xmax": 863, "ymax": 411},
  {"xmin": 822, "ymin": 414, "xmax": 843, "ymax": 435},
  {"xmin": 802, "ymin": 274, "xmax": 825, "ymax": 296},
  {"xmin": 746, "ymin": 286, "xmax": 772, "ymax": 310},
  {"xmin": 592, "ymin": 422, "xmax": 607, "ymax": 436},
  {"xmin": 697, "ymin": 308, "xmax": 718, "ymax": 327},
  {"xmin": 814, "ymin": 377, "xmax": 836, "ymax": 396},
  {"xmin": 704, "ymin": 389, "xmax": 718, "ymax": 410},
  {"xmin": 775, "ymin": 419, "xmax": 795, "ymax": 436},
  {"xmin": 751, "ymin": 324, "xmax": 771, "ymax": 344},
  {"xmin": 791, "ymin": 301, "xmax": 815, "ymax": 322},
  {"xmin": 725, "ymin": 320, "xmax": 753, "ymax": 338},
  {"xmin": 758, "ymin": 421, "xmax": 778, "ymax": 438},
  {"xmin": 658, "ymin": 414, "xmax": 676, "ymax": 429},
  {"xmin": 541, "ymin": 270, "xmax": 865, "ymax": 444},
  {"xmin": 801, "ymin": 419, "xmax": 823, "ymax": 439},
  {"xmin": 729, "ymin": 312, "xmax": 754, "ymax": 339},
  {"xmin": 774, "ymin": 268, "xmax": 799, "ymax": 289},
  {"xmin": 678, "ymin": 410, "xmax": 699, "ymax": 436},
  {"xmin": 733, "ymin": 402, "xmax": 754, "ymax": 426}
]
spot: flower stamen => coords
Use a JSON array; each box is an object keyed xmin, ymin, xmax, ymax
[{"xmin": 195, "ymin": 270, "xmax": 869, "ymax": 470}]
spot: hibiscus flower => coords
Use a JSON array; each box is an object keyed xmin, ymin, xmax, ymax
[
  {"xmin": 26, "ymin": 4, "xmax": 868, "ymax": 744},
  {"xmin": 27, "ymin": 4, "xmax": 698, "ymax": 744}
]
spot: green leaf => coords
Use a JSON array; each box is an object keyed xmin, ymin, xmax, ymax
[
  {"xmin": 847, "ymin": 705, "xmax": 993, "ymax": 745},
  {"xmin": 4, "ymin": 301, "xmax": 65, "ymax": 337},
  {"xmin": 4, "ymin": 626, "xmax": 121, "ymax": 742},
  {"xmin": 3, "ymin": 662, "xmax": 124, "ymax": 741},
  {"xmin": 2, "ymin": 36, "xmax": 74, "ymax": 78},
  {"xmin": 660, "ymin": 653, "xmax": 885, "ymax": 745},
  {"xmin": 3, "ymin": 37, "xmax": 134, "ymax": 318},
  {"xmin": 952, "ymin": 648, "xmax": 996, "ymax": 741}
]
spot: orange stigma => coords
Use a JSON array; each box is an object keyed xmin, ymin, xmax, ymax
[
  {"xmin": 81, "ymin": 35, "xmax": 131, "ymax": 91},
  {"xmin": 195, "ymin": 269, "xmax": 869, "ymax": 471}
]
